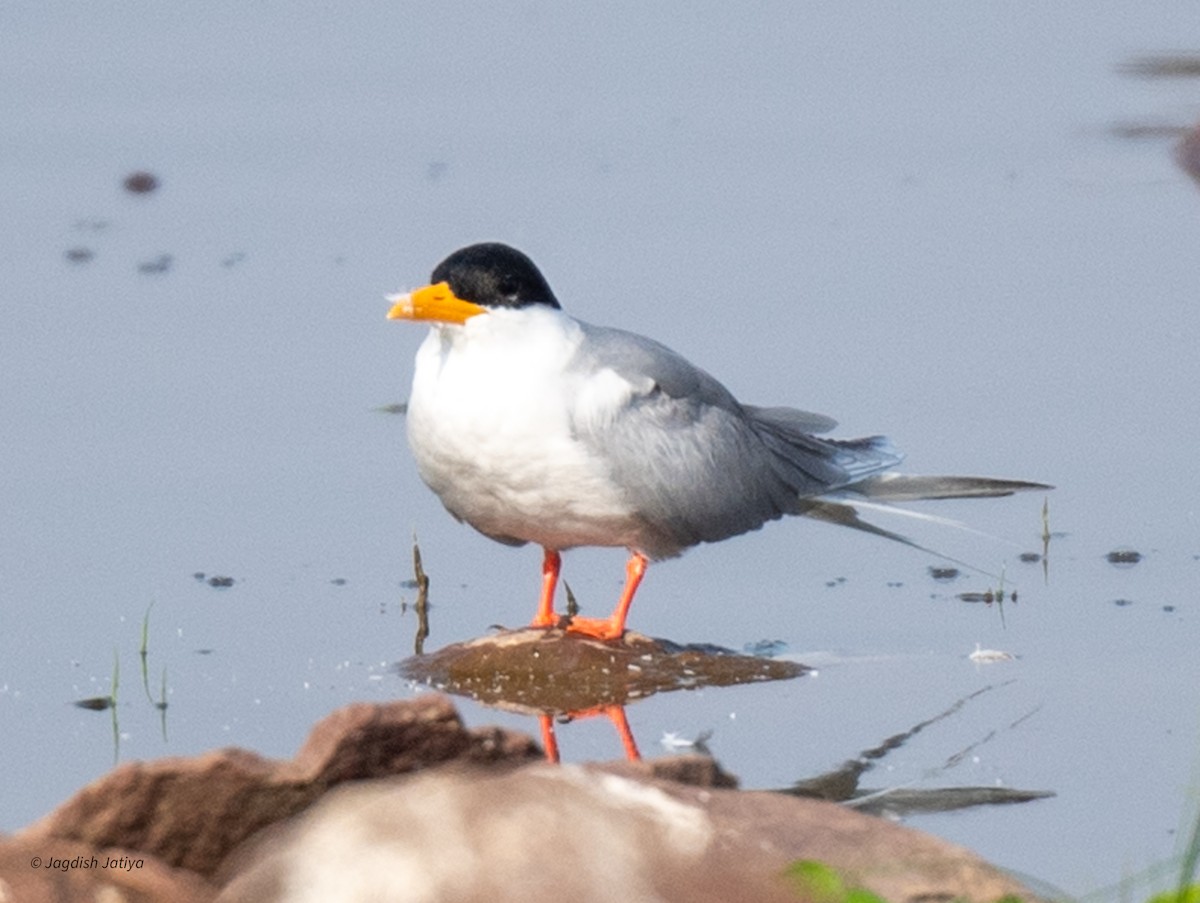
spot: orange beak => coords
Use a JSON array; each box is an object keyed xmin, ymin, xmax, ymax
[{"xmin": 386, "ymin": 281, "xmax": 487, "ymax": 324}]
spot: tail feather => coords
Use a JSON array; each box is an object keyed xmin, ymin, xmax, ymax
[
  {"xmin": 797, "ymin": 498, "xmax": 994, "ymax": 575},
  {"xmin": 799, "ymin": 476, "xmax": 1052, "ymax": 577},
  {"xmin": 744, "ymin": 405, "xmax": 1051, "ymax": 572},
  {"xmin": 797, "ymin": 498, "xmax": 935, "ymax": 549},
  {"xmin": 851, "ymin": 474, "xmax": 1052, "ymax": 502}
]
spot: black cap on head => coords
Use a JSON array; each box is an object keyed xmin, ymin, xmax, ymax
[{"xmin": 430, "ymin": 243, "xmax": 562, "ymax": 311}]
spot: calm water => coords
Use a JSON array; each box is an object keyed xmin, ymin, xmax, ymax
[{"xmin": 3, "ymin": 3, "xmax": 1199, "ymax": 897}]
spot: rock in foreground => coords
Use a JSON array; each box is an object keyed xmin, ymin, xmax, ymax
[
  {"xmin": 219, "ymin": 760, "xmax": 1043, "ymax": 903},
  {"xmin": 4, "ymin": 694, "xmax": 1044, "ymax": 903}
]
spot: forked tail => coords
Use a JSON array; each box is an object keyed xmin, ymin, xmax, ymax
[{"xmin": 799, "ymin": 474, "xmax": 1052, "ymax": 575}]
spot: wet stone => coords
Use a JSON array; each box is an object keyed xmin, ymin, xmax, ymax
[{"xmin": 400, "ymin": 628, "xmax": 808, "ymax": 716}]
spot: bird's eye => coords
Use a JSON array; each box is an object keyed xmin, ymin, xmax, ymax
[{"xmin": 497, "ymin": 277, "xmax": 519, "ymax": 300}]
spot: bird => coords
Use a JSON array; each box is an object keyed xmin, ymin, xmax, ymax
[{"xmin": 387, "ymin": 242, "xmax": 1049, "ymax": 640}]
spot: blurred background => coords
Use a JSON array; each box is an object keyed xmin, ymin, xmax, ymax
[{"xmin": 3, "ymin": 3, "xmax": 1199, "ymax": 896}]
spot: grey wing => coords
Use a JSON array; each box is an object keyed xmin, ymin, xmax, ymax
[
  {"xmin": 573, "ymin": 322, "xmax": 744, "ymax": 412},
  {"xmin": 742, "ymin": 404, "xmax": 838, "ymax": 435},
  {"xmin": 570, "ymin": 323, "xmax": 897, "ymax": 557},
  {"xmin": 749, "ymin": 411, "xmax": 903, "ymax": 489},
  {"xmin": 574, "ymin": 324, "xmax": 841, "ymax": 434}
]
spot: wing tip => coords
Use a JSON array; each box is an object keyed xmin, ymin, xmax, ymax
[{"xmin": 853, "ymin": 474, "xmax": 1052, "ymax": 501}]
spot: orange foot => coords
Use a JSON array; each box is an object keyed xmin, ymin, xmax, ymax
[
  {"xmin": 527, "ymin": 550, "xmax": 645, "ymax": 641},
  {"xmin": 562, "ymin": 614, "xmax": 625, "ymax": 641}
]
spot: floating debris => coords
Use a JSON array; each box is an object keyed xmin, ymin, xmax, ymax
[
  {"xmin": 1108, "ymin": 120, "xmax": 1187, "ymax": 141},
  {"xmin": 207, "ymin": 575, "xmax": 235, "ymax": 588},
  {"xmin": 969, "ymin": 643, "xmax": 1015, "ymax": 664},
  {"xmin": 1112, "ymin": 598, "xmax": 1134, "ymax": 607},
  {"xmin": 659, "ymin": 729, "xmax": 714, "ymax": 753},
  {"xmin": 929, "ymin": 566, "xmax": 960, "ymax": 581},
  {"xmin": 1118, "ymin": 54, "xmax": 1200, "ymax": 78},
  {"xmin": 137, "ymin": 253, "xmax": 173, "ymax": 275},
  {"xmin": 1106, "ymin": 549, "xmax": 1142, "ymax": 566},
  {"xmin": 64, "ymin": 246, "xmax": 94, "ymax": 264},
  {"xmin": 123, "ymin": 170, "xmax": 160, "ymax": 194},
  {"xmin": 1017, "ymin": 552, "xmax": 1041, "ymax": 563},
  {"xmin": 957, "ymin": 589, "xmax": 1016, "ymax": 604},
  {"xmin": 660, "ymin": 732, "xmax": 691, "ymax": 749},
  {"xmin": 73, "ymin": 695, "xmax": 114, "ymax": 711}
]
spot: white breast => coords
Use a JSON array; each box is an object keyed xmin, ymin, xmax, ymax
[{"xmin": 406, "ymin": 307, "xmax": 645, "ymax": 551}]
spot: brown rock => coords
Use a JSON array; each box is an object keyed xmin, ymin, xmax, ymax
[
  {"xmin": 601, "ymin": 754, "xmax": 740, "ymax": 789},
  {"xmin": 0, "ymin": 834, "xmax": 216, "ymax": 903},
  {"xmin": 10, "ymin": 694, "xmax": 1045, "ymax": 903},
  {"xmin": 215, "ymin": 762, "xmax": 1045, "ymax": 903},
  {"xmin": 19, "ymin": 696, "xmax": 541, "ymax": 878},
  {"xmin": 401, "ymin": 627, "xmax": 806, "ymax": 714}
]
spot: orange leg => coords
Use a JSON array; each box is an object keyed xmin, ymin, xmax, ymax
[
  {"xmin": 604, "ymin": 705, "xmax": 641, "ymax": 761},
  {"xmin": 565, "ymin": 552, "xmax": 648, "ymax": 640},
  {"xmin": 546, "ymin": 705, "xmax": 641, "ymax": 762},
  {"xmin": 538, "ymin": 713, "xmax": 560, "ymax": 763},
  {"xmin": 530, "ymin": 548, "xmax": 561, "ymax": 628}
]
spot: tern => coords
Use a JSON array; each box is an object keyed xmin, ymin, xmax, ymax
[{"xmin": 387, "ymin": 243, "xmax": 1048, "ymax": 640}]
